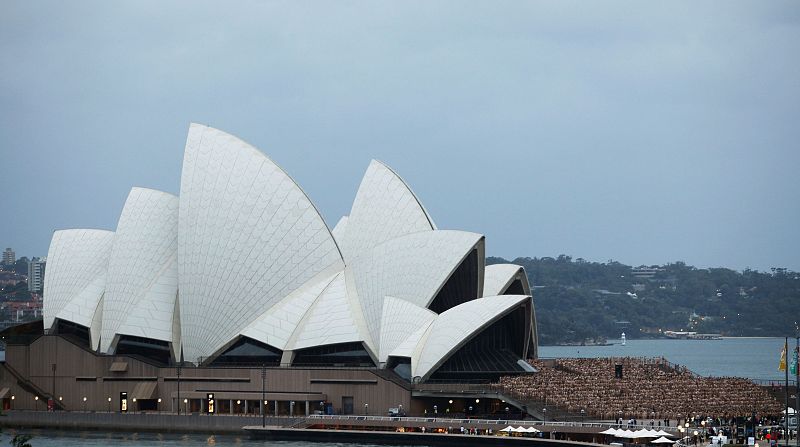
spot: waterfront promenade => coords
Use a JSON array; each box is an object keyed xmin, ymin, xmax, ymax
[
  {"xmin": 0, "ymin": 410, "xmax": 300, "ymax": 433},
  {"xmin": 2, "ymin": 411, "xmax": 796, "ymax": 446},
  {"xmin": 244, "ymin": 426, "xmax": 607, "ymax": 446}
]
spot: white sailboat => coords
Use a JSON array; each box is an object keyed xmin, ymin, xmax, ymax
[{"xmin": 621, "ymin": 332, "xmax": 626, "ymax": 346}]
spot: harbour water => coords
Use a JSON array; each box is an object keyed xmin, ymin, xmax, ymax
[
  {"xmin": 540, "ymin": 336, "xmax": 793, "ymax": 382},
  {"xmin": 0, "ymin": 430, "xmax": 431, "ymax": 447}
]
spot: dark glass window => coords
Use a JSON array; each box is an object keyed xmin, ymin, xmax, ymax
[
  {"xmin": 115, "ymin": 335, "xmax": 172, "ymax": 365},
  {"xmin": 503, "ymin": 278, "xmax": 526, "ymax": 295},
  {"xmin": 292, "ymin": 342, "xmax": 374, "ymax": 367},
  {"xmin": 54, "ymin": 319, "xmax": 91, "ymax": 349},
  {"xmin": 428, "ymin": 249, "xmax": 479, "ymax": 314},
  {"xmin": 387, "ymin": 357, "xmax": 412, "ymax": 381},
  {"xmin": 428, "ymin": 306, "xmax": 528, "ymax": 381},
  {"xmin": 210, "ymin": 337, "xmax": 282, "ymax": 366}
]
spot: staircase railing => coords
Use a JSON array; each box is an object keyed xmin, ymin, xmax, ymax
[{"xmin": 0, "ymin": 362, "xmax": 66, "ymax": 410}]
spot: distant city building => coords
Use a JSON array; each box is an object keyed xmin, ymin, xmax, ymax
[
  {"xmin": 0, "ymin": 271, "xmax": 26, "ymax": 286},
  {"xmin": 2, "ymin": 248, "xmax": 15, "ymax": 266},
  {"xmin": 27, "ymin": 257, "xmax": 46, "ymax": 293},
  {"xmin": 631, "ymin": 267, "xmax": 661, "ymax": 279},
  {"xmin": 2, "ymin": 300, "xmax": 43, "ymax": 322}
]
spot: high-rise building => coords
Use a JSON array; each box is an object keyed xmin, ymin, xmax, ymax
[
  {"xmin": 28, "ymin": 257, "xmax": 46, "ymax": 293},
  {"xmin": 2, "ymin": 248, "xmax": 15, "ymax": 266}
]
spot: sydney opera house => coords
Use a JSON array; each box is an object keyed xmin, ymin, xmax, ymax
[{"xmin": 0, "ymin": 124, "xmax": 537, "ymax": 416}]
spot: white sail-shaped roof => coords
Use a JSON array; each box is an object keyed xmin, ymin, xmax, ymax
[
  {"xmin": 177, "ymin": 124, "xmax": 344, "ymax": 362},
  {"xmin": 288, "ymin": 272, "xmax": 367, "ymax": 351},
  {"xmin": 331, "ymin": 216, "xmax": 348, "ymax": 244},
  {"xmin": 42, "ymin": 229, "xmax": 115, "ymax": 350},
  {"xmin": 39, "ymin": 124, "xmax": 539, "ymax": 375},
  {"xmin": 101, "ymin": 187, "xmax": 179, "ymax": 353},
  {"xmin": 412, "ymin": 295, "xmax": 530, "ymax": 380},
  {"xmin": 337, "ymin": 160, "xmax": 436, "ymax": 262},
  {"xmin": 483, "ymin": 264, "xmax": 531, "ymax": 296},
  {"xmin": 379, "ymin": 296, "xmax": 437, "ymax": 363},
  {"xmin": 348, "ymin": 230, "xmax": 484, "ymax": 352},
  {"xmin": 239, "ymin": 270, "xmax": 340, "ymax": 350},
  {"xmin": 483, "ymin": 263, "xmax": 537, "ymax": 358},
  {"xmin": 389, "ymin": 320, "xmax": 433, "ymax": 360}
]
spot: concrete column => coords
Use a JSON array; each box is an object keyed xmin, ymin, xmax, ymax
[
  {"xmin": 229, "ymin": 399, "xmax": 233, "ymax": 414},
  {"xmin": 244, "ymin": 400, "xmax": 248, "ymax": 414},
  {"xmin": 273, "ymin": 400, "xmax": 277, "ymax": 417},
  {"xmin": 305, "ymin": 401, "xmax": 309, "ymax": 416}
]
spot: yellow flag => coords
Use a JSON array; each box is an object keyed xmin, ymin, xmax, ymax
[{"xmin": 779, "ymin": 340, "xmax": 787, "ymax": 371}]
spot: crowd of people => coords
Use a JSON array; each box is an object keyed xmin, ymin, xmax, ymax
[{"xmin": 491, "ymin": 357, "xmax": 784, "ymax": 420}]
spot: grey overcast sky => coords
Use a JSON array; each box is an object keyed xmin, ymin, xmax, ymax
[{"xmin": 1, "ymin": 1, "xmax": 798, "ymax": 272}]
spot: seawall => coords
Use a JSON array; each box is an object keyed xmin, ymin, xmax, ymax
[
  {"xmin": 245, "ymin": 426, "xmax": 606, "ymax": 447},
  {"xmin": 0, "ymin": 410, "xmax": 295, "ymax": 434}
]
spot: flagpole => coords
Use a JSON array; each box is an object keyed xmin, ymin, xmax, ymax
[
  {"xmin": 786, "ymin": 336, "xmax": 790, "ymax": 447},
  {"xmin": 795, "ymin": 335, "xmax": 799, "ymax": 447}
]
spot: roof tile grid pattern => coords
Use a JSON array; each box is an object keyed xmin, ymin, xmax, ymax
[
  {"xmin": 483, "ymin": 264, "xmax": 528, "ymax": 297},
  {"xmin": 330, "ymin": 216, "xmax": 348, "ymax": 244},
  {"xmin": 349, "ymin": 230, "xmax": 483, "ymax": 351},
  {"xmin": 289, "ymin": 272, "xmax": 364, "ymax": 350},
  {"xmin": 177, "ymin": 124, "xmax": 343, "ymax": 362},
  {"xmin": 240, "ymin": 270, "xmax": 339, "ymax": 350},
  {"xmin": 338, "ymin": 160, "xmax": 436, "ymax": 263},
  {"xmin": 413, "ymin": 295, "xmax": 530, "ymax": 380},
  {"xmin": 378, "ymin": 296, "xmax": 437, "ymax": 362},
  {"xmin": 43, "ymin": 229, "xmax": 115, "ymax": 334},
  {"xmin": 101, "ymin": 187, "xmax": 179, "ymax": 352},
  {"xmin": 388, "ymin": 319, "xmax": 434, "ymax": 360}
]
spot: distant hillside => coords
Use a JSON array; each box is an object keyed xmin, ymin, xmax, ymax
[{"xmin": 487, "ymin": 255, "xmax": 800, "ymax": 345}]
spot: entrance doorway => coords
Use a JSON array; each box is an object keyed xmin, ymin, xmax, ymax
[{"xmin": 341, "ymin": 396, "xmax": 353, "ymax": 415}]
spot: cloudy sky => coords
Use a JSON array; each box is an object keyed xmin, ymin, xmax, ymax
[{"xmin": 1, "ymin": 1, "xmax": 798, "ymax": 272}]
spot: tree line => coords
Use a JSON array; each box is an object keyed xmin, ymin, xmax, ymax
[{"xmin": 487, "ymin": 255, "xmax": 800, "ymax": 345}]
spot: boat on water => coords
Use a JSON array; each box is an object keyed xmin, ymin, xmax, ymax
[
  {"xmin": 621, "ymin": 332, "xmax": 626, "ymax": 346},
  {"xmin": 663, "ymin": 331, "xmax": 722, "ymax": 340}
]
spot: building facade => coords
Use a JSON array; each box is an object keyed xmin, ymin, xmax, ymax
[
  {"xmin": 2, "ymin": 248, "xmax": 14, "ymax": 266},
  {"xmin": 1, "ymin": 124, "xmax": 538, "ymax": 414},
  {"xmin": 27, "ymin": 257, "xmax": 45, "ymax": 293}
]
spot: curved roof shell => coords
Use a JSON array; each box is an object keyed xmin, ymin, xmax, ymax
[
  {"xmin": 287, "ymin": 271, "xmax": 367, "ymax": 351},
  {"xmin": 412, "ymin": 295, "xmax": 531, "ymax": 380},
  {"xmin": 379, "ymin": 296, "xmax": 437, "ymax": 363},
  {"xmin": 40, "ymin": 124, "xmax": 538, "ymax": 380},
  {"xmin": 338, "ymin": 160, "xmax": 436, "ymax": 263},
  {"xmin": 239, "ymin": 271, "xmax": 340, "ymax": 352},
  {"xmin": 42, "ymin": 229, "xmax": 115, "ymax": 350},
  {"xmin": 101, "ymin": 187, "xmax": 179, "ymax": 354},
  {"xmin": 177, "ymin": 124, "xmax": 344, "ymax": 363},
  {"xmin": 483, "ymin": 263, "xmax": 537, "ymax": 358},
  {"xmin": 483, "ymin": 264, "xmax": 531, "ymax": 296},
  {"xmin": 331, "ymin": 216, "xmax": 348, "ymax": 244},
  {"xmin": 348, "ymin": 230, "xmax": 484, "ymax": 352}
]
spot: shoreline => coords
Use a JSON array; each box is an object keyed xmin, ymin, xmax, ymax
[
  {"xmin": 0, "ymin": 410, "xmax": 284, "ymax": 434},
  {"xmin": 244, "ymin": 426, "xmax": 605, "ymax": 446},
  {"xmin": 540, "ymin": 336, "xmax": 788, "ymax": 347}
]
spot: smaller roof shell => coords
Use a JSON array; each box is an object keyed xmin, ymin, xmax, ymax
[
  {"xmin": 42, "ymin": 229, "xmax": 115, "ymax": 350},
  {"xmin": 338, "ymin": 160, "xmax": 436, "ymax": 263},
  {"xmin": 101, "ymin": 187, "xmax": 179, "ymax": 353},
  {"xmin": 483, "ymin": 264, "xmax": 531, "ymax": 297},
  {"xmin": 348, "ymin": 230, "xmax": 484, "ymax": 351},
  {"xmin": 412, "ymin": 295, "xmax": 530, "ymax": 380}
]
